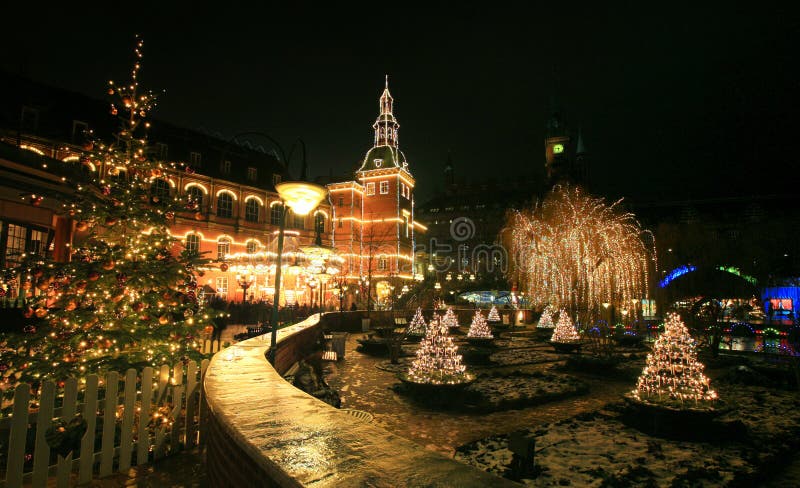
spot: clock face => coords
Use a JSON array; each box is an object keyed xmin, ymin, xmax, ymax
[{"xmin": 553, "ymin": 143, "xmax": 564, "ymax": 154}]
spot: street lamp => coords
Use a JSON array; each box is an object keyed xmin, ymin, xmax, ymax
[
  {"xmin": 268, "ymin": 180, "xmax": 327, "ymax": 365},
  {"xmin": 235, "ymin": 272, "xmax": 255, "ymax": 303}
]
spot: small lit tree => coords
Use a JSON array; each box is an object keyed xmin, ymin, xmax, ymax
[
  {"xmin": 551, "ymin": 310, "xmax": 580, "ymax": 343},
  {"xmin": 441, "ymin": 306, "xmax": 459, "ymax": 328},
  {"xmin": 407, "ymin": 307, "xmax": 427, "ymax": 335},
  {"xmin": 632, "ymin": 313, "xmax": 718, "ymax": 407},
  {"xmin": 467, "ymin": 310, "xmax": 493, "ymax": 339},
  {"xmin": 537, "ymin": 306, "xmax": 555, "ymax": 329},
  {"xmin": 487, "ymin": 305, "xmax": 501, "ymax": 323},
  {"xmin": 405, "ymin": 315, "xmax": 471, "ymax": 384}
]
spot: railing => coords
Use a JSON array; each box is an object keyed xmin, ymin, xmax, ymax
[{"xmin": 0, "ymin": 359, "xmax": 209, "ymax": 488}]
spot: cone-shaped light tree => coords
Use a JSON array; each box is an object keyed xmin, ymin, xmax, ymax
[
  {"xmin": 487, "ymin": 305, "xmax": 501, "ymax": 323},
  {"xmin": 537, "ymin": 306, "xmax": 556, "ymax": 329},
  {"xmin": 467, "ymin": 310, "xmax": 493, "ymax": 338},
  {"xmin": 441, "ymin": 306, "xmax": 459, "ymax": 328},
  {"xmin": 551, "ymin": 310, "xmax": 580, "ymax": 343},
  {"xmin": 407, "ymin": 307, "xmax": 427, "ymax": 335},
  {"xmin": 0, "ymin": 37, "xmax": 217, "ymax": 385},
  {"xmin": 632, "ymin": 313, "xmax": 718, "ymax": 407},
  {"xmin": 405, "ymin": 315, "xmax": 471, "ymax": 384}
]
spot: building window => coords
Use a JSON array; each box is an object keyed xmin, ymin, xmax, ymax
[
  {"xmin": 151, "ymin": 178, "xmax": 170, "ymax": 202},
  {"xmin": 220, "ymin": 160, "xmax": 231, "ymax": 175},
  {"xmin": 216, "ymin": 276, "xmax": 228, "ymax": 299},
  {"xmin": 187, "ymin": 186, "xmax": 204, "ymax": 209},
  {"xmin": 156, "ymin": 143, "xmax": 169, "ymax": 160},
  {"xmin": 272, "ymin": 174, "xmax": 281, "ymax": 186},
  {"xmin": 189, "ymin": 152, "xmax": 202, "ymax": 167},
  {"xmin": 2, "ymin": 224, "xmax": 44, "ymax": 267},
  {"xmin": 247, "ymin": 167, "xmax": 257, "ymax": 181},
  {"xmin": 429, "ymin": 208, "xmax": 439, "ymax": 213},
  {"xmin": 315, "ymin": 213, "xmax": 325, "ymax": 234},
  {"xmin": 271, "ymin": 203, "xmax": 283, "ymax": 225},
  {"xmin": 338, "ymin": 219, "xmax": 343, "ymax": 229},
  {"xmin": 217, "ymin": 238, "xmax": 231, "ymax": 261},
  {"xmin": 366, "ymin": 182, "xmax": 375, "ymax": 196},
  {"xmin": 217, "ymin": 192, "xmax": 233, "ymax": 218},
  {"xmin": 380, "ymin": 181, "xmax": 389, "ymax": 194},
  {"xmin": 378, "ymin": 257, "xmax": 387, "ymax": 271},
  {"xmin": 403, "ymin": 215, "xmax": 409, "ymax": 238},
  {"xmin": 338, "ymin": 197, "xmax": 344, "ymax": 207},
  {"xmin": 246, "ymin": 241, "xmax": 258, "ymax": 254},
  {"xmin": 186, "ymin": 234, "xmax": 200, "ymax": 255},
  {"xmin": 374, "ymin": 158, "xmax": 383, "ymax": 168},
  {"xmin": 245, "ymin": 198, "xmax": 260, "ymax": 222},
  {"xmin": 292, "ymin": 212, "xmax": 304, "ymax": 229}
]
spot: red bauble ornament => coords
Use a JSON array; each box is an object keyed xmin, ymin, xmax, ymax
[
  {"xmin": 102, "ymin": 260, "xmax": 115, "ymax": 271},
  {"xmin": 83, "ymin": 142, "xmax": 94, "ymax": 151},
  {"xmin": 88, "ymin": 271, "xmax": 100, "ymax": 281},
  {"xmin": 185, "ymin": 166, "xmax": 195, "ymax": 174},
  {"xmin": 220, "ymin": 263, "xmax": 229, "ymax": 272},
  {"xmin": 194, "ymin": 212, "xmax": 204, "ymax": 221},
  {"xmin": 165, "ymin": 211, "xmax": 174, "ymax": 220},
  {"xmin": 102, "ymin": 186, "xmax": 111, "ymax": 196},
  {"xmin": 76, "ymin": 221, "xmax": 89, "ymax": 232},
  {"xmin": 105, "ymin": 216, "xmax": 117, "ymax": 226}
]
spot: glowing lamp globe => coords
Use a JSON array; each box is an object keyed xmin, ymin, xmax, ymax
[{"xmin": 275, "ymin": 181, "xmax": 327, "ymax": 216}]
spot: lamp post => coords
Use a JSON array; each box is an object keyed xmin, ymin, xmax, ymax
[
  {"xmin": 235, "ymin": 272, "xmax": 255, "ymax": 303},
  {"xmin": 268, "ymin": 180, "xmax": 327, "ymax": 365}
]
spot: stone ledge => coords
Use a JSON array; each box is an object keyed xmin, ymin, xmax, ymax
[{"xmin": 204, "ymin": 313, "xmax": 520, "ymax": 487}]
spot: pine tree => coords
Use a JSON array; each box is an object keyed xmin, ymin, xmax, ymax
[
  {"xmin": 551, "ymin": 310, "xmax": 580, "ymax": 343},
  {"xmin": 487, "ymin": 305, "xmax": 501, "ymax": 323},
  {"xmin": 405, "ymin": 315, "xmax": 471, "ymax": 384},
  {"xmin": 0, "ymin": 37, "xmax": 217, "ymax": 385},
  {"xmin": 632, "ymin": 313, "xmax": 718, "ymax": 407},
  {"xmin": 441, "ymin": 306, "xmax": 459, "ymax": 328},
  {"xmin": 467, "ymin": 310, "xmax": 493, "ymax": 338},
  {"xmin": 407, "ymin": 307, "xmax": 427, "ymax": 335},
  {"xmin": 537, "ymin": 305, "xmax": 555, "ymax": 329}
]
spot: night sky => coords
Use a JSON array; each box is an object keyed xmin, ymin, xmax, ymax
[{"xmin": 2, "ymin": 4, "xmax": 798, "ymax": 203}]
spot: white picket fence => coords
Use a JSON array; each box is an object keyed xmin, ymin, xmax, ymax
[
  {"xmin": 0, "ymin": 359, "xmax": 210, "ymax": 488},
  {"xmin": 200, "ymin": 339, "xmax": 224, "ymax": 355}
]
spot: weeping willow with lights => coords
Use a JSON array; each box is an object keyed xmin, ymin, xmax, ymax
[
  {"xmin": 0, "ymin": 37, "xmax": 219, "ymax": 387},
  {"xmin": 632, "ymin": 313, "xmax": 718, "ymax": 407},
  {"xmin": 508, "ymin": 185, "xmax": 654, "ymax": 324}
]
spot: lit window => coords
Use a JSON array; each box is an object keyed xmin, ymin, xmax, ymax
[
  {"xmin": 216, "ymin": 276, "xmax": 228, "ymax": 298},
  {"xmin": 190, "ymin": 152, "xmax": 202, "ymax": 167},
  {"xmin": 403, "ymin": 216, "xmax": 409, "ymax": 237},
  {"xmin": 245, "ymin": 199, "xmax": 259, "ymax": 222},
  {"xmin": 374, "ymin": 158, "xmax": 383, "ymax": 168},
  {"xmin": 366, "ymin": 182, "xmax": 375, "ymax": 196},
  {"xmin": 217, "ymin": 193, "xmax": 233, "ymax": 218},
  {"xmin": 186, "ymin": 234, "xmax": 200, "ymax": 254},
  {"xmin": 187, "ymin": 186, "xmax": 204, "ymax": 208},
  {"xmin": 271, "ymin": 203, "xmax": 283, "ymax": 225},
  {"xmin": 217, "ymin": 238, "xmax": 231, "ymax": 261},
  {"xmin": 292, "ymin": 211, "xmax": 304, "ymax": 229},
  {"xmin": 338, "ymin": 219, "xmax": 343, "ymax": 229},
  {"xmin": 315, "ymin": 213, "xmax": 325, "ymax": 234},
  {"xmin": 151, "ymin": 179, "xmax": 170, "ymax": 202},
  {"xmin": 378, "ymin": 257, "xmax": 388, "ymax": 270},
  {"xmin": 338, "ymin": 197, "xmax": 344, "ymax": 207},
  {"xmin": 379, "ymin": 181, "xmax": 389, "ymax": 194},
  {"xmin": 4, "ymin": 224, "xmax": 27, "ymax": 267},
  {"xmin": 247, "ymin": 167, "xmax": 257, "ymax": 181},
  {"xmin": 246, "ymin": 241, "xmax": 258, "ymax": 254},
  {"xmin": 220, "ymin": 160, "xmax": 231, "ymax": 174}
]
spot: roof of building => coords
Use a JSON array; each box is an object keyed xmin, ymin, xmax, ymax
[{"xmin": 358, "ymin": 144, "xmax": 407, "ymax": 172}]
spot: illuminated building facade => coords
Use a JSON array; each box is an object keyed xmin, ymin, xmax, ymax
[{"xmin": 328, "ymin": 78, "xmax": 425, "ymax": 297}]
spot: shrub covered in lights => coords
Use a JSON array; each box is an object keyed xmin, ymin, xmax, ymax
[
  {"xmin": 632, "ymin": 313, "xmax": 718, "ymax": 408},
  {"xmin": 441, "ymin": 306, "xmax": 459, "ymax": 328},
  {"xmin": 487, "ymin": 305, "xmax": 501, "ymax": 323},
  {"xmin": 0, "ymin": 38, "xmax": 219, "ymax": 386},
  {"xmin": 407, "ymin": 307, "xmax": 427, "ymax": 335},
  {"xmin": 467, "ymin": 310, "xmax": 493, "ymax": 339},
  {"xmin": 551, "ymin": 310, "xmax": 580, "ymax": 343},
  {"xmin": 537, "ymin": 305, "xmax": 556, "ymax": 329},
  {"xmin": 404, "ymin": 315, "xmax": 472, "ymax": 385}
]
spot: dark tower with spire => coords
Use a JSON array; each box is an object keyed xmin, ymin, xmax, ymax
[{"xmin": 544, "ymin": 96, "xmax": 571, "ymax": 185}]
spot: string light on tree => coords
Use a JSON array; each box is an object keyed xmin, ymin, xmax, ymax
[
  {"xmin": 632, "ymin": 313, "xmax": 718, "ymax": 407},
  {"xmin": 404, "ymin": 315, "xmax": 472, "ymax": 385},
  {"xmin": 467, "ymin": 310, "xmax": 493, "ymax": 339},
  {"xmin": 551, "ymin": 310, "xmax": 580, "ymax": 343},
  {"xmin": 537, "ymin": 305, "xmax": 556, "ymax": 329},
  {"xmin": 0, "ymin": 37, "xmax": 218, "ymax": 385},
  {"xmin": 487, "ymin": 305, "xmax": 501, "ymax": 323},
  {"xmin": 407, "ymin": 307, "xmax": 427, "ymax": 335},
  {"xmin": 441, "ymin": 306, "xmax": 459, "ymax": 328}
]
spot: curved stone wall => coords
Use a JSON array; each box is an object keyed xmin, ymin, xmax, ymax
[{"xmin": 203, "ymin": 313, "xmax": 520, "ymax": 487}]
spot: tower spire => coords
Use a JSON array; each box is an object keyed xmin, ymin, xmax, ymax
[{"xmin": 374, "ymin": 76, "xmax": 400, "ymax": 147}]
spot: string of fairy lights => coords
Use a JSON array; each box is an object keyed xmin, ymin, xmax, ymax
[
  {"xmin": 407, "ymin": 307, "xmax": 427, "ymax": 335},
  {"xmin": 551, "ymin": 309, "xmax": 580, "ymax": 343},
  {"xmin": 509, "ymin": 185, "xmax": 654, "ymax": 323},
  {"xmin": 466, "ymin": 310, "xmax": 493, "ymax": 339},
  {"xmin": 405, "ymin": 314, "xmax": 472, "ymax": 385}
]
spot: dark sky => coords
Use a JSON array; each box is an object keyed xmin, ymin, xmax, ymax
[{"xmin": 2, "ymin": 4, "xmax": 798, "ymax": 203}]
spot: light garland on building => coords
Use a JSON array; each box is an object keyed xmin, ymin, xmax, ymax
[
  {"xmin": 466, "ymin": 310, "xmax": 493, "ymax": 339},
  {"xmin": 405, "ymin": 315, "xmax": 471, "ymax": 385},
  {"xmin": 551, "ymin": 310, "xmax": 580, "ymax": 343},
  {"xmin": 632, "ymin": 313, "xmax": 718, "ymax": 407}
]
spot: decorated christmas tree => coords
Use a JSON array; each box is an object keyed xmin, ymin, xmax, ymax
[
  {"xmin": 441, "ymin": 306, "xmax": 459, "ymax": 328},
  {"xmin": 551, "ymin": 310, "xmax": 580, "ymax": 343},
  {"xmin": 407, "ymin": 307, "xmax": 427, "ymax": 335},
  {"xmin": 467, "ymin": 310, "xmax": 493, "ymax": 338},
  {"xmin": 405, "ymin": 315, "xmax": 471, "ymax": 384},
  {"xmin": 632, "ymin": 313, "xmax": 718, "ymax": 407},
  {"xmin": 0, "ymin": 37, "xmax": 216, "ymax": 385},
  {"xmin": 537, "ymin": 306, "xmax": 555, "ymax": 328},
  {"xmin": 487, "ymin": 305, "xmax": 501, "ymax": 323}
]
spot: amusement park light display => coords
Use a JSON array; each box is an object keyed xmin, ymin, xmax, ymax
[
  {"xmin": 466, "ymin": 310, "xmax": 493, "ymax": 339},
  {"xmin": 405, "ymin": 316, "xmax": 472, "ymax": 385},
  {"xmin": 441, "ymin": 306, "xmax": 459, "ymax": 328}
]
